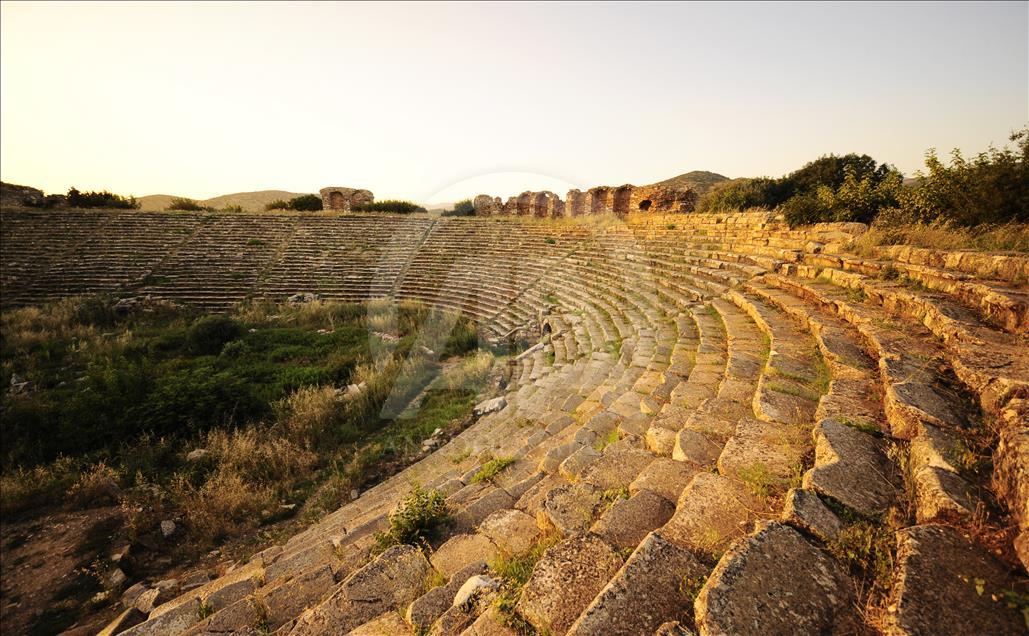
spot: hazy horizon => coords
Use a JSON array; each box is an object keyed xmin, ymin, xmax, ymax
[{"xmin": 2, "ymin": 1, "xmax": 1026, "ymax": 203}]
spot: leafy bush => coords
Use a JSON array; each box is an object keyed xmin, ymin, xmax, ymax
[
  {"xmin": 66, "ymin": 187, "xmax": 139, "ymax": 210},
  {"xmin": 440, "ymin": 199, "xmax": 475, "ymax": 217},
  {"xmin": 373, "ymin": 485, "xmax": 450, "ymax": 552},
  {"xmin": 288, "ymin": 194, "xmax": 323, "ymax": 212},
  {"xmin": 264, "ymin": 199, "xmax": 290, "ymax": 211},
  {"xmin": 167, "ymin": 197, "xmax": 208, "ymax": 212},
  {"xmin": 897, "ymin": 128, "xmax": 1029, "ymax": 226},
  {"xmin": 696, "ymin": 177, "xmax": 784, "ymax": 213},
  {"xmin": 352, "ymin": 200, "xmax": 427, "ymax": 214},
  {"xmin": 187, "ymin": 315, "xmax": 242, "ymax": 355}
]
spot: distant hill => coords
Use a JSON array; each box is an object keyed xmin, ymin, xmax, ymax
[
  {"xmin": 138, "ymin": 190, "xmax": 311, "ymax": 212},
  {"xmin": 649, "ymin": 170, "xmax": 730, "ymax": 195}
]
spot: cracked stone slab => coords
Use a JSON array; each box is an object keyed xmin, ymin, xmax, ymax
[
  {"xmin": 516, "ymin": 534, "xmax": 623, "ymax": 635},
  {"xmin": 886, "ymin": 524, "xmax": 1025, "ymax": 636},
  {"xmin": 567, "ymin": 532, "xmax": 707, "ymax": 636},
  {"xmin": 695, "ymin": 522, "xmax": 859, "ymax": 636},
  {"xmin": 660, "ymin": 472, "xmax": 764, "ymax": 560},
  {"xmin": 629, "ymin": 457, "xmax": 701, "ymax": 504},
  {"xmin": 591, "ymin": 490, "xmax": 675, "ymax": 550},
  {"xmin": 780, "ymin": 488, "xmax": 842, "ymax": 542},
  {"xmin": 803, "ymin": 418, "xmax": 900, "ymax": 517}
]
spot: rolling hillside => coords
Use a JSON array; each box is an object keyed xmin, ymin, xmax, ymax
[
  {"xmin": 648, "ymin": 170, "xmax": 730, "ymax": 195},
  {"xmin": 138, "ymin": 190, "xmax": 311, "ymax": 212}
]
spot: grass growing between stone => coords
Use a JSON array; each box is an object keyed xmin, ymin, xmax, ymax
[
  {"xmin": 470, "ymin": 456, "xmax": 517, "ymax": 484},
  {"xmin": 490, "ymin": 533, "xmax": 560, "ymax": 635}
]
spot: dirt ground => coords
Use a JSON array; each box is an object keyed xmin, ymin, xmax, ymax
[{"xmin": 1, "ymin": 506, "xmax": 124, "ymax": 635}]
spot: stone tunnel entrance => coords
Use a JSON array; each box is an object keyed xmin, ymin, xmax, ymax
[
  {"xmin": 329, "ymin": 191, "xmax": 345, "ymax": 210},
  {"xmin": 613, "ymin": 188, "xmax": 632, "ymax": 215},
  {"xmin": 638, "ymin": 199, "xmax": 652, "ymax": 211}
]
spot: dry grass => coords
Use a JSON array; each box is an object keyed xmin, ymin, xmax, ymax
[
  {"xmin": 276, "ymin": 385, "xmax": 342, "ymax": 444},
  {"xmin": 852, "ymin": 220, "xmax": 1029, "ymax": 255},
  {"xmin": 170, "ymin": 469, "xmax": 275, "ymax": 544},
  {"xmin": 66, "ymin": 461, "xmax": 121, "ymax": 508}
]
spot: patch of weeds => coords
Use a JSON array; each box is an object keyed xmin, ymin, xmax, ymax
[
  {"xmin": 837, "ymin": 416, "xmax": 882, "ymax": 436},
  {"xmin": 230, "ymin": 272, "xmax": 246, "ymax": 280},
  {"xmin": 545, "ymin": 350, "xmax": 555, "ymax": 365},
  {"xmin": 423, "ymin": 568, "xmax": 447, "ymax": 592},
  {"xmin": 603, "ymin": 339, "xmax": 623, "ymax": 356},
  {"xmin": 666, "ymin": 223, "xmax": 677, "ymax": 230},
  {"xmin": 843, "ymin": 286, "xmax": 867, "ymax": 304},
  {"xmin": 736, "ymin": 462, "xmax": 780, "ymax": 499},
  {"xmin": 680, "ymin": 573, "xmax": 706, "ymax": 603},
  {"xmin": 372, "ymin": 485, "xmax": 450, "ymax": 554},
  {"xmin": 450, "ymin": 448, "xmax": 472, "ymax": 464},
  {"xmin": 545, "ymin": 238, "xmax": 556, "ymax": 245},
  {"xmin": 764, "ymin": 379, "xmax": 821, "ymax": 402},
  {"xmin": 878, "ymin": 265, "xmax": 900, "ymax": 281},
  {"xmin": 593, "ymin": 428, "xmax": 620, "ymax": 452},
  {"xmin": 470, "ymin": 456, "xmax": 517, "ymax": 484},
  {"xmin": 827, "ymin": 521, "xmax": 894, "ymax": 604},
  {"xmin": 898, "ymin": 275, "xmax": 930, "ymax": 293},
  {"xmin": 247, "ymin": 238, "xmax": 267, "ymax": 246},
  {"xmin": 197, "ymin": 599, "xmax": 215, "ymax": 620},
  {"xmin": 600, "ymin": 486, "xmax": 629, "ymax": 507},
  {"xmin": 491, "ymin": 533, "xmax": 560, "ymax": 633}
]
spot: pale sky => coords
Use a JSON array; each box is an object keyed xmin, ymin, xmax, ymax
[{"xmin": 1, "ymin": 1, "xmax": 1026, "ymax": 203}]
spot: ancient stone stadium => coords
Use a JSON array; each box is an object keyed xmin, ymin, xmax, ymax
[{"xmin": 1, "ymin": 198, "xmax": 1027, "ymax": 635}]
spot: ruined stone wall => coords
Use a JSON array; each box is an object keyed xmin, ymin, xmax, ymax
[
  {"xmin": 319, "ymin": 187, "xmax": 374, "ymax": 212},
  {"xmin": 471, "ymin": 182, "xmax": 695, "ymax": 218}
]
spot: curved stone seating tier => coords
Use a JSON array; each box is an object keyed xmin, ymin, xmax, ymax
[{"xmin": 2, "ymin": 208, "xmax": 1026, "ymax": 636}]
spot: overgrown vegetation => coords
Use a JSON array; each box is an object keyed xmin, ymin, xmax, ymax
[
  {"xmin": 696, "ymin": 127, "xmax": 1029, "ymax": 234},
  {"xmin": 1, "ymin": 296, "xmax": 493, "ymax": 554},
  {"xmin": 167, "ymin": 197, "xmax": 209, "ymax": 211},
  {"xmin": 470, "ymin": 456, "xmax": 516, "ymax": 484},
  {"xmin": 264, "ymin": 194, "xmax": 323, "ymax": 212},
  {"xmin": 372, "ymin": 485, "xmax": 450, "ymax": 553},
  {"xmin": 352, "ymin": 200, "xmax": 428, "ymax": 214},
  {"xmin": 66, "ymin": 187, "xmax": 139, "ymax": 210},
  {"xmin": 440, "ymin": 199, "xmax": 475, "ymax": 217}
]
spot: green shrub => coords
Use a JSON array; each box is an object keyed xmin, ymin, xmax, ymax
[
  {"xmin": 288, "ymin": 194, "xmax": 323, "ymax": 212},
  {"xmin": 166, "ymin": 197, "xmax": 208, "ymax": 212},
  {"xmin": 352, "ymin": 200, "xmax": 427, "ymax": 214},
  {"xmin": 696, "ymin": 177, "xmax": 784, "ymax": 213},
  {"xmin": 897, "ymin": 128, "xmax": 1029, "ymax": 226},
  {"xmin": 440, "ymin": 199, "xmax": 474, "ymax": 217},
  {"xmin": 373, "ymin": 485, "xmax": 450, "ymax": 552},
  {"xmin": 470, "ymin": 456, "xmax": 516, "ymax": 484},
  {"xmin": 187, "ymin": 315, "xmax": 242, "ymax": 355},
  {"xmin": 264, "ymin": 199, "xmax": 290, "ymax": 211},
  {"xmin": 66, "ymin": 187, "xmax": 140, "ymax": 210}
]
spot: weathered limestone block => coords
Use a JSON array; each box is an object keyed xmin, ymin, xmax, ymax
[
  {"xmin": 260, "ymin": 563, "xmax": 336, "ymax": 630},
  {"xmin": 559, "ymin": 445, "xmax": 602, "ymax": 481},
  {"xmin": 567, "ymin": 532, "xmax": 707, "ymax": 636},
  {"xmin": 477, "ymin": 509, "xmax": 540, "ymax": 555},
  {"xmin": 629, "ymin": 457, "xmax": 701, "ymax": 504},
  {"xmin": 673, "ymin": 428, "xmax": 724, "ymax": 467},
  {"xmin": 539, "ymin": 482, "xmax": 604, "ymax": 536},
  {"xmin": 451, "ymin": 487, "xmax": 516, "ymax": 532},
  {"xmin": 430, "ymin": 534, "xmax": 498, "ymax": 578},
  {"xmin": 348, "ymin": 611, "xmax": 413, "ymax": 635},
  {"xmin": 912, "ymin": 465, "xmax": 975, "ymax": 523},
  {"xmin": 780, "ymin": 488, "xmax": 842, "ymax": 542},
  {"xmin": 288, "ymin": 544, "xmax": 431, "ymax": 635},
  {"xmin": 886, "ymin": 524, "xmax": 1025, "ymax": 636},
  {"xmin": 97, "ymin": 607, "xmax": 146, "ymax": 636},
  {"xmin": 516, "ymin": 534, "xmax": 623, "ymax": 635},
  {"xmin": 590, "ymin": 490, "xmax": 675, "ymax": 550},
  {"xmin": 407, "ymin": 561, "xmax": 486, "ymax": 630},
  {"xmin": 660, "ymin": 473, "xmax": 763, "ymax": 560},
  {"xmin": 581, "ymin": 448, "xmax": 655, "ymax": 490},
  {"xmin": 803, "ymin": 419, "xmax": 900, "ymax": 517},
  {"xmin": 695, "ymin": 522, "xmax": 859, "ymax": 636}
]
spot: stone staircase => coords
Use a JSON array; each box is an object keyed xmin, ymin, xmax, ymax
[{"xmin": 2, "ymin": 209, "xmax": 1026, "ymax": 635}]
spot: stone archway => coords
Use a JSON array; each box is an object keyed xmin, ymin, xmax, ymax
[{"xmin": 638, "ymin": 199, "xmax": 653, "ymax": 212}]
